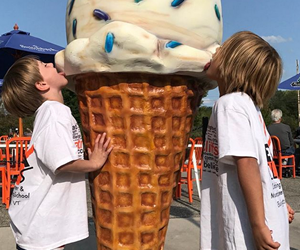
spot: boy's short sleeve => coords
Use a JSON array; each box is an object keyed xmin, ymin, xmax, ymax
[
  {"xmin": 217, "ymin": 108, "xmax": 258, "ymax": 164},
  {"xmin": 34, "ymin": 121, "xmax": 79, "ymax": 174}
]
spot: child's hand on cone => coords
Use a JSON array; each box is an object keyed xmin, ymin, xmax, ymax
[{"xmin": 88, "ymin": 133, "xmax": 113, "ymax": 170}]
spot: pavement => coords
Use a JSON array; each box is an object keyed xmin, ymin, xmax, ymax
[{"xmin": 1, "ymin": 176, "xmax": 300, "ymax": 250}]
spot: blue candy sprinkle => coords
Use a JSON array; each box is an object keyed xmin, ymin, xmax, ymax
[
  {"xmin": 68, "ymin": 0, "xmax": 75, "ymax": 15},
  {"xmin": 166, "ymin": 41, "xmax": 182, "ymax": 49},
  {"xmin": 215, "ymin": 4, "xmax": 221, "ymax": 21},
  {"xmin": 171, "ymin": 0, "xmax": 185, "ymax": 8},
  {"xmin": 72, "ymin": 19, "xmax": 77, "ymax": 39},
  {"xmin": 93, "ymin": 9, "xmax": 110, "ymax": 21},
  {"xmin": 134, "ymin": 0, "xmax": 143, "ymax": 3},
  {"xmin": 105, "ymin": 33, "xmax": 115, "ymax": 53}
]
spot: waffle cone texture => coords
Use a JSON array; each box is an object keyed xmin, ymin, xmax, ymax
[{"xmin": 75, "ymin": 73, "xmax": 203, "ymax": 250}]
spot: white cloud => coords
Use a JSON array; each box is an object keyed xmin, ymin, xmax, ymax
[
  {"xmin": 262, "ymin": 35, "xmax": 292, "ymax": 44},
  {"xmin": 202, "ymin": 97, "xmax": 216, "ymax": 107}
]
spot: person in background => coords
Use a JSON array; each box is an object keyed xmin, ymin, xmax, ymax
[
  {"xmin": 293, "ymin": 125, "xmax": 300, "ymax": 175},
  {"xmin": 8, "ymin": 128, "xmax": 13, "ymax": 139},
  {"xmin": 201, "ymin": 31, "xmax": 294, "ymax": 250},
  {"xmin": 13, "ymin": 128, "xmax": 19, "ymax": 137},
  {"xmin": 267, "ymin": 109, "xmax": 295, "ymax": 175},
  {"xmin": 2, "ymin": 56, "xmax": 113, "ymax": 250}
]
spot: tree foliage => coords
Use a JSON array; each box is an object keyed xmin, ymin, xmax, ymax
[
  {"xmin": 62, "ymin": 89, "xmax": 81, "ymax": 125},
  {"xmin": 190, "ymin": 105, "xmax": 212, "ymax": 138},
  {"xmin": 190, "ymin": 91, "xmax": 212, "ymax": 138},
  {"xmin": 0, "ymin": 100, "xmax": 35, "ymax": 136}
]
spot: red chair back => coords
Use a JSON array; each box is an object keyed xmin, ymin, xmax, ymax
[
  {"xmin": 4, "ymin": 137, "xmax": 31, "ymax": 208},
  {"xmin": 176, "ymin": 138, "xmax": 203, "ymax": 203},
  {"xmin": 0, "ymin": 135, "xmax": 9, "ymax": 161},
  {"xmin": 271, "ymin": 135, "xmax": 295, "ymax": 179},
  {"xmin": 0, "ymin": 135, "xmax": 8, "ymax": 143}
]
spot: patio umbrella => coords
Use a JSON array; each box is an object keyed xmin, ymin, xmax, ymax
[
  {"xmin": 0, "ymin": 24, "xmax": 64, "ymax": 78},
  {"xmin": 0, "ymin": 24, "xmax": 64, "ymax": 135},
  {"xmin": 278, "ymin": 71, "xmax": 300, "ymax": 127},
  {"xmin": 278, "ymin": 73, "xmax": 300, "ymax": 90}
]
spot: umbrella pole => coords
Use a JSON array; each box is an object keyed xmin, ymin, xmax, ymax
[
  {"xmin": 19, "ymin": 117, "xmax": 23, "ymax": 137},
  {"xmin": 297, "ymin": 90, "xmax": 300, "ymax": 127},
  {"xmin": 297, "ymin": 60, "xmax": 300, "ymax": 127}
]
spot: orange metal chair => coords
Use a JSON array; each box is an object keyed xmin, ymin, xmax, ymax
[
  {"xmin": 0, "ymin": 150, "xmax": 6, "ymax": 204},
  {"xmin": 0, "ymin": 135, "xmax": 8, "ymax": 142},
  {"xmin": 176, "ymin": 137, "xmax": 203, "ymax": 203},
  {"xmin": 271, "ymin": 135, "xmax": 295, "ymax": 179},
  {"xmin": 194, "ymin": 137, "xmax": 203, "ymax": 181},
  {"xmin": 3, "ymin": 137, "xmax": 31, "ymax": 208},
  {"xmin": 0, "ymin": 135, "xmax": 9, "ymax": 161}
]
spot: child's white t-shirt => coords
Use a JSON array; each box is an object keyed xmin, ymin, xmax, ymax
[
  {"xmin": 201, "ymin": 92, "xmax": 289, "ymax": 250},
  {"xmin": 9, "ymin": 101, "xmax": 88, "ymax": 250}
]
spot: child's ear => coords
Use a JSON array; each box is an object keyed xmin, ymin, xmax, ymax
[{"xmin": 35, "ymin": 81, "xmax": 49, "ymax": 91}]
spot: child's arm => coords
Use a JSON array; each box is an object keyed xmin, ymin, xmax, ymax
[
  {"xmin": 234, "ymin": 157, "xmax": 281, "ymax": 250},
  {"xmin": 57, "ymin": 133, "xmax": 113, "ymax": 173}
]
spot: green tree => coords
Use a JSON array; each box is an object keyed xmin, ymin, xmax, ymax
[
  {"xmin": 62, "ymin": 89, "xmax": 81, "ymax": 126},
  {"xmin": 190, "ymin": 90, "xmax": 212, "ymax": 138}
]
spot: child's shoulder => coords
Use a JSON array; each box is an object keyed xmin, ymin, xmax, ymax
[
  {"xmin": 215, "ymin": 92, "xmax": 255, "ymax": 113},
  {"xmin": 32, "ymin": 101, "xmax": 73, "ymax": 139},
  {"xmin": 36, "ymin": 101, "xmax": 71, "ymax": 122},
  {"xmin": 216, "ymin": 92, "xmax": 250, "ymax": 105},
  {"xmin": 38, "ymin": 100, "xmax": 69, "ymax": 113}
]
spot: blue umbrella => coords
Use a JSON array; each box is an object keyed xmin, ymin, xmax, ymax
[
  {"xmin": 0, "ymin": 26, "xmax": 64, "ymax": 78},
  {"xmin": 278, "ymin": 73, "xmax": 300, "ymax": 90}
]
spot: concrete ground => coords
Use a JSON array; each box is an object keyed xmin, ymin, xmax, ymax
[
  {"xmin": 1, "ymin": 176, "xmax": 299, "ymax": 250},
  {"xmin": 1, "ymin": 214, "xmax": 299, "ymax": 250}
]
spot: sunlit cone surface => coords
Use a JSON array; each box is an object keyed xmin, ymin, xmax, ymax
[{"xmin": 75, "ymin": 72, "xmax": 203, "ymax": 250}]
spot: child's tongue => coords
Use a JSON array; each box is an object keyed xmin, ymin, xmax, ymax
[{"xmin": 204, "ymin": 62, "xmax": 211, "ymax": 71}]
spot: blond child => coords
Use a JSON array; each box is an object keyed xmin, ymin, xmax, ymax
[
  {"xmin": 201, "ymin": 31, "xmax": 293, "ymax": 250},
  {"xmin": 2, "ymin": 57, "xmax": 113, "ymax": 250}
]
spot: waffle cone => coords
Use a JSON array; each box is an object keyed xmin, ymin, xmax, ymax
[{"xmin": 75, "ymin": 72, "xmax": 203, "ymax": 250}]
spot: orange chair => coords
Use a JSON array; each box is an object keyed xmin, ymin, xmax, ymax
[
  {"xmin": 0, "ymin": 135, "xmax": 9, "ymax": 161},
  {"xmin": 0, "ymin": 135, "xmax": 8, "ymax": 143},
  {"xmin": 3, "ymin": 137, "xmax": 31, "ymax": 208},
  {"xmin": 271, "ymin": 135, "xmax": 295, "ymax": 179},
  {"xmin": 176, "ymin": 138, "xmax": 203, "ymax": 203},
  {"xmin": 0, "ymin": 150, "xmax": 6, "ymax": 204},
  {"xmin": 194, "ymin": 137, "xmax": 203, "ymax": 181}
]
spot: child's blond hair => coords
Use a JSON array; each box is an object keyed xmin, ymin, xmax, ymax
[
  {"xmin": 2, "ymin": 57, "xmax": 45, "ymax": 118},
  {"xmin": 215, "ymin": 31, "xmax": 282, "ymax": 108}
]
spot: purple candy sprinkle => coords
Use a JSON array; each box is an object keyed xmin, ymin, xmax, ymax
[
  {"xmin": 93, "ymin": 9, "xmax": 110, "ymax": 21},
  {"xmin": 68, "ymin": 0, "xmax": 75, "ymax": 15}
]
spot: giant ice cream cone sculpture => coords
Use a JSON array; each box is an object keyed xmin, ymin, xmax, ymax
[{"xmin": 56, "ymin": 1, "xmax": 223, "ymax": 249}]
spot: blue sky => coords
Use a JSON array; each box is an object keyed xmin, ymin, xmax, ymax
[{"xmin": 1, "ymin": 0, "xmax": 300, "ymax": 106}]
